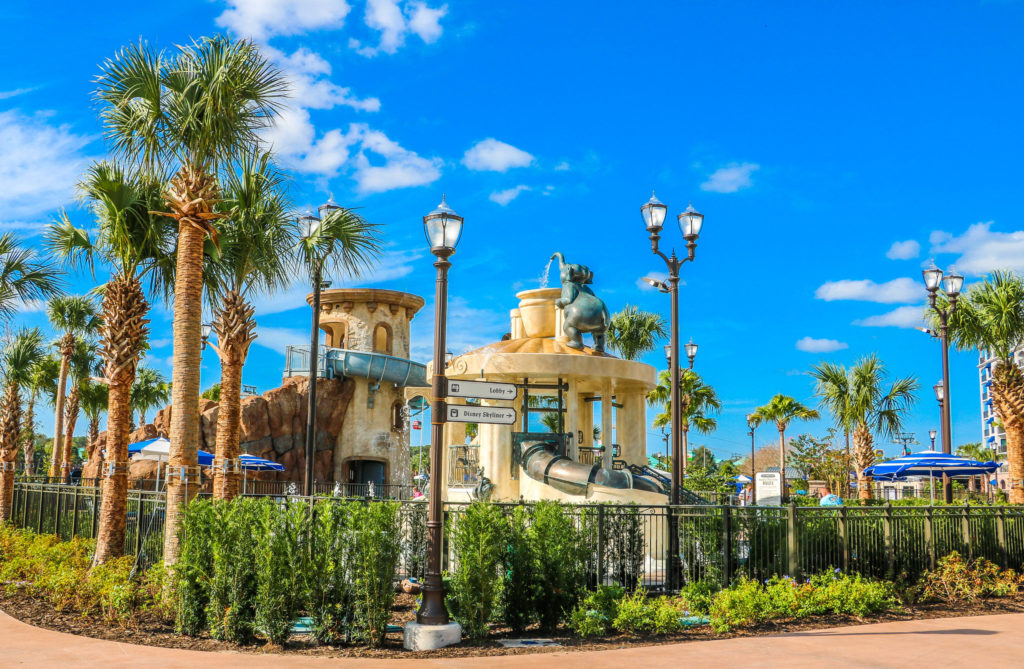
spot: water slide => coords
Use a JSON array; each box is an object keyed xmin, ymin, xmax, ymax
[
  {"xmin": 517, "ymin": 436, "xmax": 665, "ymax": 496},
  {"xmin": 285, "ymin": 346, "xmax": 428, "ymax": 387}
]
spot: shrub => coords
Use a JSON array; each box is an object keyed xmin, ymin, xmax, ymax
[
  {"xmin": 306, "ymin": 500, "xmax": 356, "ymax": 645},
  {"xmin": 568, "ymin": 585, "xmax": 624, "ymax": 637},
  {"xmin": 350, "ymin": 501, "xmax": 401, "ymax": 647},
  {"xmin": 611, "ymin": 589, "xmax": 685, "ymax": 635},
  {"xmin": 175, "ymin": 499, "xmax": 216, "ymax": 636},
  {"xmin": 530, "ymin": 501, "xmax": 586, "ymax": 630},
  {"xmin": 500, "ymin": 504, "xmax": 536, "ymax": 632},
  {"xmin": 254, "ymin": 499, "xmax": 308, "ymax": 646},
  {"xmin": 205, "ymin": 499, "xmax": 259, "ymax": 643},
  {"xmin": 918, "ymin": 552, "xmax": 1024, "ymax": 605},
  {"xmin": 603, "ymin": 504, "xmax": 645, "ymax": 588},
  {"xmin": 708, "ymin": 577, "xmax": 771, "ymax": 632},
  {"xmin": 447, "ymin": 502, "xmax": 506, "ymax": 639},
  {"xmin": 678, "ymin": 579, "xmax": 719, "ymax": 615}
]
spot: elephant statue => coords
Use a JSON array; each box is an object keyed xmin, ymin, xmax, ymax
[{"xmin": 551, "ymin": 252, "xmax": 610, "ymax": 352}]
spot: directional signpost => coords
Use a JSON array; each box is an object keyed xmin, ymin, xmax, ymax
[
  {"xmin": 446, "ymin": 379, "xmax": 517, "ymax": 401},
  {"xmin": 446, "ymin": 404, "xmax": 517, "ymax": 425}
]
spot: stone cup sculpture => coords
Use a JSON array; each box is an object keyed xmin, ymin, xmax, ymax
[{"xmin": 551, "ymin": 252, "xmax": 610, "ymax": 352}]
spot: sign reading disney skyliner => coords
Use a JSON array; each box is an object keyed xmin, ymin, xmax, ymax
[{"xmin": 445, "ymin": 404, "xmax": 517, "ymax": 425}]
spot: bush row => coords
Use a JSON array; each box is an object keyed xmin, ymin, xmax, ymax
[{"xmin": 174, "ymin": 497, "xmax": 400, "ymax": 646}]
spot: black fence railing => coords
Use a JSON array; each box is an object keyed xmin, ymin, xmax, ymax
[{"xmin": 10, "ymin": 482, "xmax": 1024, "ymax": 591}]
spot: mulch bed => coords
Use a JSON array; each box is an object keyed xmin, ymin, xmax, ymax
[{"xmin": 3, "ymin": 592, "xmax": 1023, "ymax": 658}]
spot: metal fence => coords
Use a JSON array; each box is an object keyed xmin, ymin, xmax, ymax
[{"xmin": 10, "ymin": 481, "xmax": 1024, "ymax": 591}]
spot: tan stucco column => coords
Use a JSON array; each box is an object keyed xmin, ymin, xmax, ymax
[
  {"xmin": 601, "ymin": 381, "xmax": 614, "ymax": 470},
  {"xmin": 479, "ymin": 397, "xmax": 517, "ymax": 500},
  {"xmin": 620, "ymin": 390, "xmax": 646, "ymax": 466},
  {"xmin": 578, "ymin": 393, "xmax": 593, "ymax": 448},
  {"xmin": 565, "ymin": 383, "xmax": 579, "ymax": 459}
]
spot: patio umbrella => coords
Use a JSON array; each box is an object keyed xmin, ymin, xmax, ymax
[
  {"xmin": 131, "ymin": 438, "xmax": 215, "ymax": 489},
  {"xmin": 862, "ymin": 450, "xmax": 999, "ymax": 504},
  {"xmin": 239, "ymin": 454, "xmax": 285, "ymax": 494}
]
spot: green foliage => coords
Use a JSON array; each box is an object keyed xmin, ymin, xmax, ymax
[
  {"xmin": 530, "ymin": 500, "xmax": 587, "ymax": 630},
  {"xmin": 605, "ymin": 304, "xmax": 667, "ymax": 361},
  {"xmin": 175, "ymin": 499, "xmax": 215, "ymax": 635},
  {"xmin": 500, "ymin": 504, "xmax": 537, "ymax": 632},
  {"xmin": 0, "ymin": 524, "xmax": 168, "ymax": 627},
  {"xmin": 254, "ymin": 499, "xmax": 308, "ymax": 646},
  {"xmin": 447, "ymin": 501, "xmax": 506, "ymax": 638},
  {"xmin": 349, "ymin": 501, "xmax": 401, "ymax": 647},
  {"xmin": 200, "ymin": 383, "xmax": 221, "ymax": 401},
  {"xmin": 205, "ymin": 500, "xmax": 259, "ymax": 643},
  {"xmin": 708, "ymin": 573, "xmax": 899, "ymax": 633},
  {"xmin": 611, "ymin": 589, "xmax": 687, "ymax": 635},
  {"xmin": 568, "ymin": 585, "xmax": 624, "ymax": 637},
  {"xmin": 306, "ymin": 500, "xmax": 356, "ymax": 645},
  {"xmin": 917, "ymin": 552, "xmax": 1024, "ymax": 605},
  {"xmin": 603, "ymin": 504, "xmax": 645, "ymax": 587},
  {"xmin": 678, "ymin": 579, "xmax": 720, "ymax": 615}
]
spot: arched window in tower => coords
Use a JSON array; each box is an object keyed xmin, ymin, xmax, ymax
[
  {"xmin": 373, "ymin": 323, "xmax": 393, "ymax": 354},
  {"xmin": 336, "ymin": 320, "xmax": 348, "ymax": 349},
  {"xmin": 392, "ymin": 401, "xmax": 404, "ymax": 432}
]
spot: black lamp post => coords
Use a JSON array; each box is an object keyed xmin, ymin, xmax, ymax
[
  {"xmin": 685, "ymin": 338, "xmax": 698, "ymax": 370},
  {"xmin": 641, "ymin": 192, "xmax": 703, "ymax": 591},
  {"xmin": 417, "ymin": 195, "xmax": 463, "ymax": 626},
  {"xmin": 924, "ymin": 264, "xmax": 963, "ymax": 503},
  {"xmin": 929, "ymin": 428, "xmax": 937, "ymax": 449},
  {"xmin": 298, "ymin": 197, "xmax": 341, "ymax": 497},
  {"xmin": 747, "ymin": 414, "xmax": 758, "ymax": 499}
]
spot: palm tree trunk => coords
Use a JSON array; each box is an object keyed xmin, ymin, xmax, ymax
[
  {"xmin": 212, "ymin": 290, "xmax": 257, "ymax": 501},
  {"xmin": 0, "ymin": 383, "xmax": 22, "ymax": 522},
  {"xmin": 777, "ymin": 425, "xmax": 787, "ymax": 502},
  {"xmin": 93, "ymin": 273, "xmax": 149, "ymax": 565},
  {"xmin": 49, "ymin": 335, "xmax": 73, "ymax": 478},
  {"xmin": 94, "ymin": 379, "xmax": 132, "ymax": 564},
  {"xmin": 991, "ymin": 363, "xmax": 1024, "ymax": 504},
  {"xmin": 61, "ymin": 387, "xmax": 80, "ymax": 480},
  {"xmin": 853, "ymin": 422, "xmax": 874, "ymax": 502},
  {"xmin": 23, "ymin": 395, "xmax": 35, "ymax": 477},
  {"xmin": 164, "ymin": 218, "xmax": 209, "ymax": 567}
]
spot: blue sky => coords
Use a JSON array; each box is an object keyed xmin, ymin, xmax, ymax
[{"xmin": 3, "ymin": 1, "xmax": 1024, "ymax": 460}]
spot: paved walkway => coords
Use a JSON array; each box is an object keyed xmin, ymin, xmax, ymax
[{"xmin": 3, "ymin": 610, "xmax": 1021, "ymax": 668}]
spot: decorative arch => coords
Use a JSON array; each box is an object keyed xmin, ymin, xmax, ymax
[{"xmin": 373, "ymin": 322, "xmax": 393, "ymax": 354}]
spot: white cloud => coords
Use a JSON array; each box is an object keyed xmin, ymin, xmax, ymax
[
  {"xmin": 251, "ymin": 247, "xmax": 425, "ymax": 316},
  {"xmin": 886, "ymin": 240, "xmax": 920, "ymax": 260},
  {"xmin": 554, "ymin": 161, "xmax": 570, "ymax": 171},
  {"xmin": 13, "ymin": 299, "xmax": 45, "ymax": 314},
  {"xmin": 149, "ymin": 338, "xmax": 171, "ymax": 349},
  {"xmin": 216, "ymin": 0, "xmax": 352, "ymax": 41},
  {"xmin": 352, "ymin": 125, "xmax": 442, "ymax": 193},
  {"xmin": 266, "ymin": 46, "xmax": 380, "ymax": 112},
  {"xmin": 930, "ymin": 221, "xmax": 1024, "ymax": 276},
  {"xmin": 252, "ymin": 326, "xmax": 309, "ymax": 353},
  {"xmin": 350, "ymin": 0, "xmax": 448, "ymax": 56},
  {"xmin": 795, "ymin": 336, "xmax": 848, "ymax": 353},
  {"xmin": 853, "ymin": 305, "xmax": 926, "ymax": 329},
  {"xmin": 814, "ymin": 278, "xmax": 919, "ymax": 304},
  {"xmin": 700, "ymin": 162, "xmax": 759, "ymax": 193},
  {"xmin": 0, "ymin": 88, "xmax": 35, "ymax": 100},
  {"xmin": 489, "ymin": 185, "xmax": 530, "ymax": 206},
  {"xmin": 462, "ymin": 138, "xmax": 535, "ymax": 172},
  {"xmin": 0, "ymin": 110, "xmax": 94, "ymax": 220}
]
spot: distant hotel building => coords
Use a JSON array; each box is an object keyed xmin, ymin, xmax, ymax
[{"xmin": 979, "ymin": 347, "xmax": 1024, "ymax": 456}]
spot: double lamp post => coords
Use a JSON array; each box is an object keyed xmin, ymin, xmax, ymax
[
  {"xmin": 640, "ymin": 192, "xmax": 704, "ymax": 589},
  {"xmin": 922, "ymin": 264, "xmax": 963, "ymax": 504}
]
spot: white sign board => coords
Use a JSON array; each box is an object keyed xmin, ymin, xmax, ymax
[
  {"xmin": 446, "ymin": 404, "xmax": 517, "ymax": 425},
  {"xmin": 447, "ymin": 379, "xmax": 517, "ymax": 401},
  {"xmin": 755, "ymin": 472, "xmax": 782, "ymax": 506}
]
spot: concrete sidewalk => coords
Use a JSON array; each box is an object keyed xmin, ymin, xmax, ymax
[{"xmin": 2, "ymin": 609, "xmax": 1020, "ymax": 668}]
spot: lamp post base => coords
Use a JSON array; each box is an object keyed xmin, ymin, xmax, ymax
[{"xmin": 403, "ymin": 621, "xmax": 462, "ymax": 650}]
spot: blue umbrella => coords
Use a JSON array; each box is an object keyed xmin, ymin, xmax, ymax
[
  {"xmin": 238, "ymin": 454, "xmax": 284, "ymax": 494},
  {"xmin": 863, "ymin": 450, "xmax": 999, "ymax": 503}
]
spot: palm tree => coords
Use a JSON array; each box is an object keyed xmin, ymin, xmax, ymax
[
  {"xmin": 648, "ymin": 369, "xmax": 720, "ymax": 479},
  {"xmin": 810, "ymin": 355, "xmax": 917, "ymax": 502},
  {"xmin": 46, "ymin": 162, "xmax": 175, "ymax": 564},
  {"xmin": 131, "ymin": 366, "xmax": 170, "ymax": 426},
  {"xmin": 606, "ymin": 305, "xmax": 667, "ymax": 361},
  {"xmin": 0, "ymin": 233, "xmax": 62, "ymax": 320},
  {"xmin": 0, "ymin": 328, "xmax": 45, "ymax": 520},
  {"xmin": 95, "ymin": 35, "xmax": 287, "ymax": 565},
  {"xmin": 943, "ymin": 271, "xmax": 1024, "ymax": 503},
  {"xmin": 54, "ymin": 340, "xmax": 101, "ymax": 480},
  {"xmin": 206, "ymin": 154, "xmax": 293, "ymax": 500},
  {"xmin": 79, "ymin": 379, "xmax": 109, "ymax": 479},
  {"xmin": 21, "ymin": 355, "xmax": 58, "ymax": 477},
  {"xmin": 751, "ymin": 395, "xmax": 820, "ymax": 501},
  {"xmin": 45, "ymin": 295, "xmax": 99, "ymax": 478}
]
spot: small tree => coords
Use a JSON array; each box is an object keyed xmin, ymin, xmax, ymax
[
  {"xmin": 752, "ymin": 395, "xmax": 820, "ymax": 502},
  {"xmin": 606, "ymin": 305, "xmax": 667, "ymax": 361}
]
